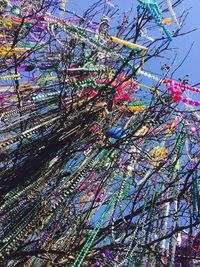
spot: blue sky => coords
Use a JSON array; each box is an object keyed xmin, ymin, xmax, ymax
[
  {"xmin": 66, "ymin": 0, "xmax": 200, "ymax": 86},
  {"xmin": 171, "ymin": 0, "xmax": 200, "ymax": 85}
]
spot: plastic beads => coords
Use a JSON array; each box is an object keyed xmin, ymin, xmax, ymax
[{"xmin": 137, "ymin": 0, "xmax": 173, "ymax": 41}]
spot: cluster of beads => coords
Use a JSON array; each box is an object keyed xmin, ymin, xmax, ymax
[
  {"xmin": 137, "ymin": 0, "xmax": 173, "ymax": 41},
  {"xmin": 0, "ymin": 73, "xmax": 20, "ymax": 80},
  {"xmin": 165, "ymin": 0, "xmax": 180, "ymax": 30},
  {"xmin": 119, "ymin": 105, "xmax": 146, "ymax": 112},
  {"xmin": 151, "ymin": 146, "xmax": 168, "ymax": 159},
  {"xmin": 32, "ymin": 91, "xmax": 60, "ymax": 102},
  {"xmin": 164, "ymin": 79, "xmax": 200, "ymax": 106},
  {"xmin": 138, "ymin": 69, "xmax": 162, "ymax": 82}
]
